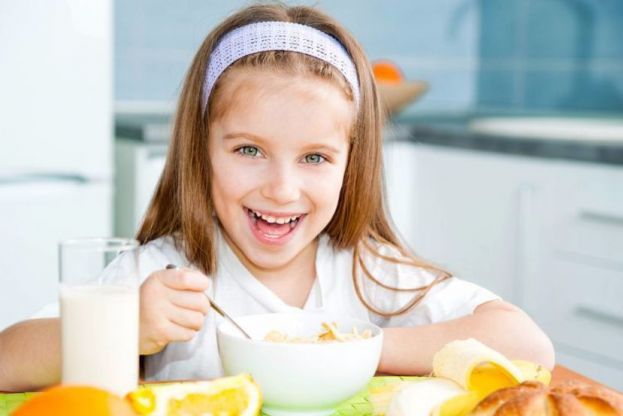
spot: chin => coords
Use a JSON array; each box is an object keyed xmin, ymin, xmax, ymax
[{"xmin": 244, "ymin": 244, "xmax": 301, "ymax": 270}]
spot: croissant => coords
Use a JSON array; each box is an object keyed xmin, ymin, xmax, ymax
[{"xmin": 469, "ymin": 380, "xmax": 623, "ymax": 416}]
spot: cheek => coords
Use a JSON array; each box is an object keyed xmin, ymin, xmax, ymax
[
  {"xmin": 326, "ymin": 175, "xmax": 346, "ymax": 211},
  {"xmin": 210, "ymin": 153, "xmax": 263, "ymax": 209},
  {"xmin": 306, "ymin": 165, "xmax": 346, "ymax": 213},
  {"xmin": 210, "ymin": 154, "xmax": 244, "ymax": 209}
]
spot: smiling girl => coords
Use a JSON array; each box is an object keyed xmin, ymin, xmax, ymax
[{"xmin": 0, "ymin": 3, "xmax": 554, "ymax": 390}]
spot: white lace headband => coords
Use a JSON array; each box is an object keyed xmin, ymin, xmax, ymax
[{"xmin": 202, "ymin": 21, "xmax": 360, "ymax": 111}]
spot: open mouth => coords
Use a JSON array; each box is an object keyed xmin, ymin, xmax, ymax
[{"xmin": 244, "ymin": 207, "xmax": 306, "ymax": 244}]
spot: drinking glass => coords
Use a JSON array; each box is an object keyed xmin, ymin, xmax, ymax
[{"xmin": 59, "ymin": 238, "xmax": 139, "ymax": 396}]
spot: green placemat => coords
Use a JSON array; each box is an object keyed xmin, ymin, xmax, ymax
[
  {"xmin": 325, "ymin": 376, "xmax": 420, "ymax": 416},
  {"xmin": 0, "ymin": 376, "xmax": 421, "ymax": 416},
  {"xmin": 0, "ymin": 393, "xmax": 36, "ymax": 416}
]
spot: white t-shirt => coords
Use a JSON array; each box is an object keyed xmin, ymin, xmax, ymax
[{"xmin": 35, "ymin": 230, "xmax": 499, "ymax": 381}]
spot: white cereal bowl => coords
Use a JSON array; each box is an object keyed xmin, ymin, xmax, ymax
[{"xmin": 216, "ymin": 312, "xmax": 384, "ymax": 416}]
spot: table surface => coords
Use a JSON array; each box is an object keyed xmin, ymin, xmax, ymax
[
  {"xmin": 0, "ymin": 365, "xmax": 615, "ymax": 416},
  {"xmin": 550, "ymin": 365, "xmax": 596, "ymax": 385}
]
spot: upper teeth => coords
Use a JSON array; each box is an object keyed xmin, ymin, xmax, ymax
[{"xmin": 251, "ymin": 210, "xmax": 301, "ymax": 224}]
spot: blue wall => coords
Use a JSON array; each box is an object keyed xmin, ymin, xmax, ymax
[
  {"xmin": 115, "ymin": 0, "xmax": 623, "ymax": 114},
  {"xmin": 478, "ymin": 0, "xmax": 623, "ymax": 112},
  {"xmin": 114, "ymin": 0, "xmax": 479, "ymax": 113}
]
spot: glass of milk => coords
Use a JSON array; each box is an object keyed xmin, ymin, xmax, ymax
[{"xmin": 59, "ymin": 238, "xmax": 139, "ymax": 396}]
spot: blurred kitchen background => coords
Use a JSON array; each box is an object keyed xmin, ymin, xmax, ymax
[{"xmin": 1, "ymin": 0, "xmax": 621, "ymax": 388}]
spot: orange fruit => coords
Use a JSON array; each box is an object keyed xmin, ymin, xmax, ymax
[
  {"xmin": 372, "ymin": 60, "xmax": 404, "ymax": 85},
  {"xmin": 12, "ymin": 385, "xmax": 136, "ymax": 416}
]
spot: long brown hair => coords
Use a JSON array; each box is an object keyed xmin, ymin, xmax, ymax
[{"xmin": 137, "ymin": 3, "xmax": 450, "ymax": 317}]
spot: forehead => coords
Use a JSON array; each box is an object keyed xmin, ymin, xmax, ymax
[{"xmin": 211, "ymin": 67, "xmax": 355, "ymax": 146}]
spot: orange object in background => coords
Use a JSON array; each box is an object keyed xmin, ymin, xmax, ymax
[
  {"xmin": 12, "ymin": 385, "xmax": 136, "ymax": 416},
  {"xmin": 372, "ymin": 60, "xmax": 405, "ymax": 84},
  {"xmin": 370, "ymin": 59, "xmax": 427, "ymax": 116}
]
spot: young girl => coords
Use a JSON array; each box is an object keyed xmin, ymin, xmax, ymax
[{"xmin": 0, "ymin": 3, "xmax": 554, "ymax": 390}]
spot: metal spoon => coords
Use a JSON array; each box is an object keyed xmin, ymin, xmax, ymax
[{"xmin": 166, "ymin": 264, "xmax": 252, "ymax": 340}]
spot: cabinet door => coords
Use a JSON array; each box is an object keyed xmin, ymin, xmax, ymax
[
  {"xmin": 0, "ymin": 180, "xmax": 111, "ymax": 330},
  {"xmin": 0, "ymin": 0, "xmax": 112, "ymax": 178},
  {"xmin": 531, "ymin": 259, "xmax": 623, "ymax": 361},
  {"xmin": 386, "ymin": 141, "xmax": 623, "ymax": 387},
  {"xmin": 135, "ymin": 146, "xmax": 168, "ymax": 230},
  {"xmin": 399, "ymin": 145, "xmax": 545, "ymax": 303},
  {"xmin": 115, "ymin": 140, "xmax": 167, "ymax": 238},
  {"xmin": 384, "ymin": 141, "xmax": 421, "ymax": 250},
  {"xmin": 522, "ymin": 162, "xmax": 623, "ymax": 386}
]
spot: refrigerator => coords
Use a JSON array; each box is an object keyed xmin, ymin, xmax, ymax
[{"xmin": 0, "ymin": 0, "xmax": 113, "ymax": 330}]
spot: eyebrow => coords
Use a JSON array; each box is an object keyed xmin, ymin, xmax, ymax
[
  {"xmin": 222, "ymin": 132, "xmax": 344, "ymax": 154},
  {"xmin": 223, "ymin": 132, "xmax": 265, "ymax": 142}
]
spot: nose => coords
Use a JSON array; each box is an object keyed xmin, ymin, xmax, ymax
[{"xmin": 260, "ymin": 162, "xmax": 301, "ymax": 204}]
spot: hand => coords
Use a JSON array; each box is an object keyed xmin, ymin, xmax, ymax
[{"xmin": 139, "ymin": 266, "xmax": 211, "ymax": 355}]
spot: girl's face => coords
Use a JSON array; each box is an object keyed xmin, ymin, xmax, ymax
[{"xmin": 209, "ymin": 68, "xmax": 354, "ymax": 273}]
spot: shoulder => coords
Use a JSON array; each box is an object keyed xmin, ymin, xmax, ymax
[
  {"xmin": 137, "ymin": 235, "xmax": 191, "ymax": 278},
  {"xmin": 359, "ymin": 238, "xmax": 439, "ymax": 287},
  {"xmin": 358, "ymin": 238, "xmax": 499, "ymax": 323},
  {"xmin": 316, "ymin": 235, "xmax": 438, "ymax": 285},
  {"xmin": 140, "ymin": 235, "xmax": 180, "ymax": 257}
]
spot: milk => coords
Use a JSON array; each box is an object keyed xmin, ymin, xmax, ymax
[{"xmin": 61, "ymin": 285, "xmax": 139, "ymax": 396}]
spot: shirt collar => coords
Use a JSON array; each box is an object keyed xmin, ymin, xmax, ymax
[{"xmin": 216, "ymin": 227, "xmax": 330, "ymax": 313}]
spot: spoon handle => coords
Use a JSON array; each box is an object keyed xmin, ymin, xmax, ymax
[
  {"xmin": 206, "ymin": 296, "xmax": 253, "ymax": 340},
  {"xmin": 165, "ymin": 264, "xmax": 252, "ymax": 340}
]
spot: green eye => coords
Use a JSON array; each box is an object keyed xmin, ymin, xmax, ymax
[
  {"xmin": 238, "ymin": 146, "xmax": 260, "ymax": 157},
  {"xmin": 304, "ymin": 154, "xmax": 326, "ymax": 164}
]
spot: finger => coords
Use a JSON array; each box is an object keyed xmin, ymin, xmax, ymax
[
  {"xmin": 165, "ymin": 321, "xmax": 199, "ymax": 343},
  {"xmin": 168, "ymin": 290, "xmax": 211, "ymax": 315},
  {"xmin": 168, "ymin": 306, "xmax": 206, "ymax": 331},
  {"xmin": 159, "ymin": 269, "xmax": 211, "ymax": 292}
]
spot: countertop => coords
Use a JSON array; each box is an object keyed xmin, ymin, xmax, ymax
[
  {"xmin": 387, "ymin": 111, "xmax": 623, "ymax": 166},
  {"xmin": 115, "ymin": 111, "xmax": 623, "ymax": 165}
]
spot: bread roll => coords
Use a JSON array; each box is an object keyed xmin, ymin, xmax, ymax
[{"xmin": 469, "ymin": 380, "xmax": 623, "ymax": 415}]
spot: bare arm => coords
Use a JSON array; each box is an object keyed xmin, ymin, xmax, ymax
[
  {"xmin": 0, "ymin": 267, "xmax": 211, "ymax": 392},
  {"xmin": 378, "ymin": 300, "xmax": 555, "ymax": 375},
  {"xmin": 0, "ymin": 318, "xmax": 61, "ymax": 392}
]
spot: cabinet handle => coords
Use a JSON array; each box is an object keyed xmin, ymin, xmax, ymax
[
  {"xmin": 579, "ymin": 211, "xmax": 623, "ymax": 228},
  {"xmin": 0, "ymin": 173, "xmax": 87, "ymax": 185},
  {"xmin": 574, "ymin": 304, "xmax": 623, "ymax": 329}
]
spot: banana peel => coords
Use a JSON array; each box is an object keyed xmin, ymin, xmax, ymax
[
  {"xmin": 387, "ymin": 379, "xmax": 465, "ymax": 416},
  {"xmin": 513, "ymin": 359, "xmax": 551, "ymax": 385},
  {"xmin": 432, "ymin": 360, "xmax": 550, "ymax": 416},
  {"xmin": 431, "ymin": 360, "xmax": 550, "ymax": 416},
  {"xmin": 432, "ymin": 339, "xmax": 525, "ymax": 391},
  {"xmin": 369, "ymin": 381, "xmax": 409, "ymax": 416},
  {"xmin": 376, "ymin": 339, "xmax": 551, "ymax": 416},
  {"xmin": 433, "ymin": 391, "xmax": 481, "ymax": 416}
]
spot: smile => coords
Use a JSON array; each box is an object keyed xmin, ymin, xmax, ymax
[
  {"xmin": 248, "ymin": 208, "xmax": 302, "ymax": 225},
  {"xmin": 244, "ymin": 207, "xmax": 306, "ymax": 245}
]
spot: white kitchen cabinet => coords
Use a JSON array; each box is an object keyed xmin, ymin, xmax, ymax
[
  {"xmin": 0, "ymin": 180, "xmax": 111, "ymax": 329},
  {"xmin": 383, "ymin": 140, "xmax": 421, "ymax": 251},
  {"xmin": 384, "ymin": 141, "xmax": 623, "ymax": 389},
  {"xmin": 114, "ymin": 139, "xmax": 168, "ymax": 238},
  {"xmin": 385, "ymin": 143, "xmax": 547, "ymax": 303},
  {"xmin": 0, "ymin": 0, "xmax": 113, "ymax": 329},
  {"xmin": 522, "ymin": 162, "xmax": 623, "ymax": 389}
]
